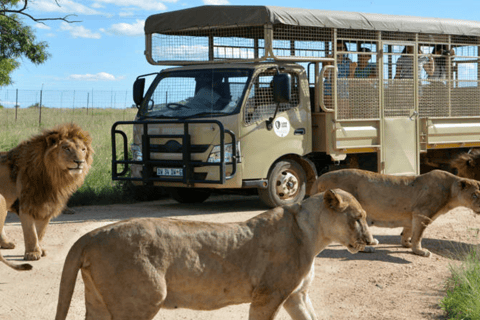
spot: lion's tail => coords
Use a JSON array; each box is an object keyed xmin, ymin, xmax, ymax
[
  {"xmin": 0, "ymin": 251, "xmax": 33, "ymax": 271},
  {"xmin": 54, "ymin": 237, "xmax": 85, "ymax": 320}
]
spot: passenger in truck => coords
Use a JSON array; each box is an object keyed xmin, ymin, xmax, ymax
[
  {"xmin": 324, "ymin": 40, "xmax": 356, "ymax": 112},
  {"xmin": 354, "ymin": 47, "xmax": 377, "ymax": 79},
  {"xmin": 395, "ymin": 45, "xmax": 435, "ymax": 79},
  {"xmin": 429, "ymin": 44, "xmax": 456, "ymax": 80}
]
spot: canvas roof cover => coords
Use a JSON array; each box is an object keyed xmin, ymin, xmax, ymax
[{"xmin": 145, "ymin": 5, "xmax": 480, "ymax": 37}]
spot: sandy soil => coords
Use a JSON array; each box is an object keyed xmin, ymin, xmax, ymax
[{"xmin": 1, "ymin": 194, "xmax": 479, "ymax": 320}]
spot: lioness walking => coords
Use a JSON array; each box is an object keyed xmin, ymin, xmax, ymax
[
  {"xmin": 55, "ymin": 189, "xmax": 373, "ymax": 320},
  {"xmin": 310, "ymin": 169, "xmax": 480, "ymax": 257}
]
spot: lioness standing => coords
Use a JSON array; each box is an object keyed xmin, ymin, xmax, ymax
[
  {"xmin": 310, "ymin": 169, "xmax": 480, "ymax": 257},
  {"xmin": 55, "ymin": 190, "xmax": 374, "ymax": 320}
]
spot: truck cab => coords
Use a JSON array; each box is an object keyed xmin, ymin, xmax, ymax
[{"xmin": 115, "ymin": 62, "xmax": 316, "ymax": 207}]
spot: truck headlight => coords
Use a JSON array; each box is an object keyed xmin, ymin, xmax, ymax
[
  {"xmin": 207, "ymin": 142, "xmax": 241, "ymax": 163},
  {"xmin": 131, "ymin": 144, "xmax": 143, "ymax": 161}
]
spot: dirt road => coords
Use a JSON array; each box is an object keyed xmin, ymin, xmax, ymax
[{"xmin": 1, "ymin": 194, "xmax": 479, "ymax": 319}]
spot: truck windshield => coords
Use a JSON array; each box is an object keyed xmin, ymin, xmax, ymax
[{"xmin": 140, "ymin": 68, "xmax": 252, "ymax": 119}]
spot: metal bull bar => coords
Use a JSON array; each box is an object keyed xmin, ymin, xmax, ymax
[{"xmin": 111, "ymin": 120, "xmax": 237, "ymax": 185}]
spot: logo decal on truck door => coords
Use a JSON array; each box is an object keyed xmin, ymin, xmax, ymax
[{"xmin": 273, "ymin": 117, "xmax": 290, "ymax": 138}]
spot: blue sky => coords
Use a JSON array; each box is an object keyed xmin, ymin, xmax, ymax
[{"xmin": 6, "ymin": 0, "xmax": 480, "ymax": 92}]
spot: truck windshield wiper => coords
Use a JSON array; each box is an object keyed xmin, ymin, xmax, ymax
[{"xmin": 180, "ymin": 112, "xmax": 228, "ymax": 119}]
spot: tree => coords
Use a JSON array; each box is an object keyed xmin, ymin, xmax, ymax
[{"xmin": 0, "ymin": 0, "xmax": 78, "ymax": 86}]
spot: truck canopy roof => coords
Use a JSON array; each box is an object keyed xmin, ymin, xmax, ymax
[{"xmin": 145, "ymin": 5, "xmax": 480, "ymax": 37}]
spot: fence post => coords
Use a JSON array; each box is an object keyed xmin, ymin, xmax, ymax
[
  {"xmin": 39, "ymin": 87, "xmax": 43, "ymax": 125},
  {"xmin": 15, "ymin": 89, "xmax": 18, "ymax": 122},
  {"xmin": 91, "ymin": 89, "xmax": 94, "ymax": 116}
]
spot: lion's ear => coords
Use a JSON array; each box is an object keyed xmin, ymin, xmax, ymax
[
  {"xmin": 324, "ymin": 189, "xmax": 343, "ymax": 210},
  {"xmin": 46, "ymin": 133, "xmax": 60, "ymax": 147}
]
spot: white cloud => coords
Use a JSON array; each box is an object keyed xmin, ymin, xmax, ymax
[
  {"xmin": 203, "ymin": 0, "xmax": 230, "ymax": 4},
  {"xmin": 30, "ymin": 0, "xmax": 101, "ymax": 15},
  {"xmin": 91, "ymin": 3, "xmax": 105, "ymax": 9},
  {"xmin": 68, "ymin": 72, "xmax": 124, "ymax": 81},
  {"xmin": 93, "ymin": 0, "xmax": 168, "ymax": 11},
  {"xmin": 101, "ymin": 19, "xmax": 144, "ymax": 37},
  {"xmin": 35, "ymin": 23, "xmax": 51, "ymax": 30},
  {"xmin": 119, "ymin": 11, "xmax": 135, "ymax": 17},
  {"xmin": 60, "ymin": 22, "xmax": 101, "ymax": 39}
]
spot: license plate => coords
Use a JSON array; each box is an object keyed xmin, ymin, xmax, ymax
[{"xmin": 157, "ymin": 168, "xmax": 183, "ymax": 177}]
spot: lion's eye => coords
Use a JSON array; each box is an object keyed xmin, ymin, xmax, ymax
[{"xmin": 473, "ymin": 194, "xmax": 479, "ymax": 199}]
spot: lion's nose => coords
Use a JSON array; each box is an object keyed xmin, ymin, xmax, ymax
[{"xmin": 74, "ymin": 160, "xmax": 85, "ymax": 167}]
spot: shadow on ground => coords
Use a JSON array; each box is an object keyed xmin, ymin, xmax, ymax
[
  {"xmin": 5, "ymin": 194, "xmax": 268, "ymax": 225},
  {"xmin": 318, "ymin": 234, "xmax": 478, "ymax": 264}
]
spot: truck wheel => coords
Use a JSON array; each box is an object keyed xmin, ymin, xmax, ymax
[
  {"xmin": 168, "ymin": 188, "xmax": 211, "ymax": 204},
  {"xmin": 258, "ymin": 159, "xmax": 307, "ymax": 208}
]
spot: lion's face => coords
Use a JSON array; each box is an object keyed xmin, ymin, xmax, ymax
[
  {"xmin": 452, "ymin": 150, "xmax": 480, "ymax": 181},
  {"xmin": 323, "ymin": 189, "xmax": 374, "ymax": 253},
  {"xmin": 55, "ymin": 138, "xmax": 89, "ymax": 175},
  {"xmin": 456, "ymin": 179, "xmax": 480, "ymax": 214},
  {"xmin": 42, "ymin": 126, "xmax": 92, "ymax": 178}
]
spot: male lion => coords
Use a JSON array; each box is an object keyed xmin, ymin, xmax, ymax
[
  {"xmin": 0, "ymin": 123, "xmax": 93, "ymax": 261},
  {"xmin": 310, "ymin": 169, "xmax": 480, "ymax": 257},
  {"xmin": 55, "ymin": 190, "xmax": 374, "ymax": 320}
]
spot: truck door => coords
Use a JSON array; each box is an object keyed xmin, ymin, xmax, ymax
[
  {"xmin": 241, "ymin": 70, "xmax": 311, "ymax": 180},
  {"xmin": 381, "ymin": 42, "xmax": 420, "ymax": 175}
]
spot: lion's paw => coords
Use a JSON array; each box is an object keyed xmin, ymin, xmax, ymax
[
  {"xmin": 401, "ymin": 240, "xmax": 412, "ymax": 248},
  {"xmin": 24, "ymin": 251, "xmax": 43, "ymax": 261},
  {"xmin": 369, "ymin": 238, "xmax": 379, "ymax": 246},
  {"xmin": 0, "ymin": 241, "xmax": 15, "ymax": 249},
  {"xmin": 413, "ymin": 249, "xmax": 431, "ymax": 258},
  {"xmin": 362, "ymin": 246, "xmax": 376, "ymax": 253}
]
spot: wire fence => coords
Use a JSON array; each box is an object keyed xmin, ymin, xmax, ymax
[
  {"xmin": 0, "ymin": 89, "xmax": 134, "ymax": 110},
  {"xmin": 0, "ymin": 89, "xmax": 137, "ymax": 125}
]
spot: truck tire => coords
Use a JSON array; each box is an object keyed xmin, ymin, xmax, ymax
[
  {"xmin": 168, "ymin": 188, "xmax": 211, "ymax": 204},
  {"xmin": 258, "ymin": 159, "xmax": 307, "ymax": 208}
]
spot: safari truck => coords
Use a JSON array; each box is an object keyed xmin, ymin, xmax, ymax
[{"xmin": 112, "ymin": 5, "xmax": 480, "ymax": 208}]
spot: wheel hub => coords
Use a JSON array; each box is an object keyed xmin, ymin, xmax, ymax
[{"xmin": 275, "ymin": 171, "xmax": 299, "ymax": 200}]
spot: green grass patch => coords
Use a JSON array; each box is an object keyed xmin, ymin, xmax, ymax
[
  {"xmin": 0, "ymin": 107, "xmax": 165, "ymax": 206},
  {"xmin": 441, "ymin": 247, "xmax": 480, "ymax": 319}
]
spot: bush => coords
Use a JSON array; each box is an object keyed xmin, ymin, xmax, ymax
[
  {"xmin": 27, "ymin": 102, "xmax": 46, "ymax": 108},
  {"xmin": 440, "ymin": 247, "xmax": 480, "ymax": 319}
]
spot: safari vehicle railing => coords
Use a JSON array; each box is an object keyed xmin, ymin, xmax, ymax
[{"xmin": 112, "ymin": 120, "xmax": 236, "ymax": 185}]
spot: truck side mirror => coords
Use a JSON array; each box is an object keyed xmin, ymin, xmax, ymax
[
  {"xmin": 272, "ymin": 73, "xmax": 291, "ymax": 103},
  {"xmin": 133, "ymin": 78, "xmax": 146, "ymax": 107},
  {"xmin": 266, "ymin": 73, "xmax": 292, "ymax": 131}
]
